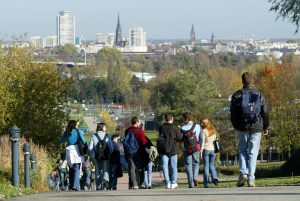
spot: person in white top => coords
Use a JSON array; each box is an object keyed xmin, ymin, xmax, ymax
[{"xmin": 200, "ymin": 118, "xmax": 219, "ymax": 188}]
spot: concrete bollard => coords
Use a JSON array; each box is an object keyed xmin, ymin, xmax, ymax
[
  {"xmin": 30, "ymin": 154, "xmax": 36, "ymax": 172},
  {"xmin": 23, "ymin": 143, "xmax": 31, "ymax": 188},
  {"xmin": 9, "ymin": 125, "xmax": 20, "ymax": 188}
]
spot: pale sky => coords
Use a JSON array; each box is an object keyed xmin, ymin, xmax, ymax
[{"xmin": 0, "ymin": 0, "xmax": 299, "ymax": 40}]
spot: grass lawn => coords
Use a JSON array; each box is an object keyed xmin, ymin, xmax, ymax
[
  {"xmin": 145, "ymin": 130, "xmax": 158, "ymax": 146},
  {"xmin": 0, "ymin": 170, "xmax": 34, "ymax": 199}
]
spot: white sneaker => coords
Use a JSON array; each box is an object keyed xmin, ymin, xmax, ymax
[
  {"xmin": 165, "ymin": 183, "xmax": 171, "ymax": 189},
  {"xmin": 171, "ymin": 183, "xmax": 178, "ymax": 189}
]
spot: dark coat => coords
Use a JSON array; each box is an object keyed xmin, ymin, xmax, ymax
[{"xmin": 230, "ymin": 86, "xmax": 269, "ymax": 132}]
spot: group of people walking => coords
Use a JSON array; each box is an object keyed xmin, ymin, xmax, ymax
[{"xmin": 57, "ymin": 71, "xmax": 269, "ymax": 191}]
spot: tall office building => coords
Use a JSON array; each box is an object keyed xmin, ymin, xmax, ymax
[
  {"xmin": 129, "ymin": 26, "xmax": 147, "ymax": 52},
  {"xmin": 57, "ymin": 11, "xmax": 75, "ymax": 46}
]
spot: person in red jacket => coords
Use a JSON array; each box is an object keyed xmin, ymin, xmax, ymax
[{"xmin": 124, "ymin": 116, "xmax": 150, "ymax": 189}]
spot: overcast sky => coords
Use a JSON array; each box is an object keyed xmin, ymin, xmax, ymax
[{"xmin": 0, "ymin": 0, "xmax": 299, "ymax": 40}]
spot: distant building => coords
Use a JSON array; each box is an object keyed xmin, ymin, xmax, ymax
[
  {"xmin": 30, "ymin": 36, "xmax": 57, "ymax": 49},
  {"xmin": 30, "ymin": 36, "xmax": 44, "ymax": 49},
  {"xmin": 96, "ymin": 33, "xmax": 115, "ymax": 46},
  {"xmin": 130, "ymin": 72, "xmax": 155, "ymax": 83},
  {"xmin": 44, "ymin": 36, "xmax": 58, "ymax": 48},
  {"xmin": 114, "ymin": 13, "xmax": 123, "ymax": 47},
  {"xmin": 128, "ymin": 26, "xmax": 147, "ymax": 52},
  {"xmin": 211, "ymin": 32, "xmax": 215, "ymax": 44},
  {"xmin": 75, "ymin": 37, "xmax": 81, "ymax": 45},
  {"xmin": 190, "ymin": 24, "xmax": 196, "ymax": 45},
  {"xmin": 57, "ymin": 11, "xmax": 75, "ymax": 46}
]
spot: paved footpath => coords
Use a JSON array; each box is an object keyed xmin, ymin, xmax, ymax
[{"xmin": 8, "ymin": 186, "xmax": 300, "ymax": 201}]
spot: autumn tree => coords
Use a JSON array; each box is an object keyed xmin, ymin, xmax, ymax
[
  {"xmin": 96, "ymin": 48, "xmax": 132, "ymax": 103},
  {"xmin": 257, "ymin": 62, "xmax": 300, "ymax": 157},
  {"xmin": 149, "ymin": 64, "xmax": 219, "ymax": 123},
  {"xmin": 0, "ymin": 47, "xmax": 68, "ymax": 151}
]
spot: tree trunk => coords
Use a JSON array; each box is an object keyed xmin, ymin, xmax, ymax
[{"xmin": 260, "ymin": 152, "xmax": 264, "ymax": 163}]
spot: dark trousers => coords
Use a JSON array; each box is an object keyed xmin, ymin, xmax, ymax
[{"xmin": 128, "ymin": 156, "xmax": 145, "ymax": 188}]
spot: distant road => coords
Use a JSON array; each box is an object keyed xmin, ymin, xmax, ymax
[
  {"xmin": 83, "ymin": 116, "xmax": 97, "ymax": 133},
  {"xmin": 8, "ymin": 186, "xmax": 300, "ymax": 201}
]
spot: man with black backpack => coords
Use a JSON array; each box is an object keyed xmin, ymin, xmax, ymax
[
  {"xmin": 157, "ymin": 114, "xmax": 182, "ymax": 189},
  {"xmin": 123, "ymin": 116, "xmax": 150, "ymax": 189},
  {"xmin": 230, "ymin": 72, "xmax": 269, "ymax": 187},
  {"xmin": 88, "ymin": 122, "xmax": 112, "ymax": 190},
  {"xmin": 181, "ymin": 112, "xmax": 202, "ymax": 188}
]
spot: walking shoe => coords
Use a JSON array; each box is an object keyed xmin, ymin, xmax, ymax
[
  {"xmin": 247, "ymin": 180, "xmax": 256, "ymax": 187},
  {"xmin": 212, "ymin": 179, "xmax": 219, "ymax": 187},
  {"xmin": 193, "ymin": 180, "xmax": 199, "ymax": 187},
  {"xmin": 133, "ymin": 186, "xmax": 139, "ymax": 190},
  {"xmin": 171, "ymin": 183, "xmax": 178, "ymax": 189},
  {"xmin": 165, "ymin": 183, "xmax": 171, "ymax": 189},
  {"xmin": 237, "ymin": 174, "xmax": 248, "ymax": 187}
]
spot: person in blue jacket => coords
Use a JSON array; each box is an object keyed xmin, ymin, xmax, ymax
[{"xmin": 60, "ymin": 120, "xmax": 87, "ymax": 191}]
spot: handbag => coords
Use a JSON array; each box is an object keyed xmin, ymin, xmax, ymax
[
  {"xmin": 77, "ymin": 129, "xmax": 88, "ymax": 156},
  {"xmin": 213, "ymin": 139, "xmax": 222, "ymax": 153}
]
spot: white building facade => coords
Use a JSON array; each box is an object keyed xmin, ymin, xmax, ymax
[
  {"xmin": 96, "ymin": 33, "xmax": 115, "ymax": 47},
  {"xmin": 128, "ymin": 26, "xmax": 147, "ymax": 52},
  {"xmin": 57, "ymin": 11, "xmax": 75, "ymax": 46},
  {"xmin": 30, "ymin": 36, "xmax": 57, "ymax": 49}
]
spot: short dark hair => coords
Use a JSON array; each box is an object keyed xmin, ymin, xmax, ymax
[
  {"xmin": 96, "ymin": 122, "xmax": 106, "ymax": 131},
  {"xmin": 165, "ymin": 114, "xmax": 173, "ymax": 122},
  {"xmin": 182, "ymin": 112, "xmax": 193, "ymax": 121},
  {"xmin": 111, "ymin": 134, "xmax": 119, "ymax": 139},
  {"xmin": 242, "ymin": 72, "xmax": 252, "ymax": 86},
  {"xmin": 131, "ymin": 116, "xmax": 139, "ymax": 125}
]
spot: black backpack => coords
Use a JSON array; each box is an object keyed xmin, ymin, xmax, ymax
[
  {"xmin": 95, "ymin": 134, "xmax": 110, "ymax": 160},
  {"xmin": 240, "ymin": 90, "xmax": 261, "ymax": 124},
  {"xmin": 157, "ymin": 126, "xmax": 174, "ymax": 155}
]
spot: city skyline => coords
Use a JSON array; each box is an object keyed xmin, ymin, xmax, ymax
[{"xmin": 1, "ymin": 0, "xmax": 300, "ymax": 40}]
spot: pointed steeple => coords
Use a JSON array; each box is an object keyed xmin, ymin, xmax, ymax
[
  {"xmin": 211, "ymin": 31, "xmax": 215, "ymax": 44},
  {"xmin": 115, "ymin": 13, "xmax": 123, "ymax": 47},
  {"xmin": 190, "ymin": 24, "xmax": 195, "ymax": 45}
]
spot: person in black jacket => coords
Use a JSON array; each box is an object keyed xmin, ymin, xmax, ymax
[
  {"xmin": 157, "ymin": 114, "xmax": 183, "ymax": 189},
  {"xmin": 109, "ymin": 134, "xmax": 121, "ymax": 190},
  {"xmin": 230, "ymin": 72, "xmax": 269, "ymax": 187}
]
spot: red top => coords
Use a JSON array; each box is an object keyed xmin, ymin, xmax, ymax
[{"xmin": 126, "ymin": 126, "xmax": 147, "ymax": 153}]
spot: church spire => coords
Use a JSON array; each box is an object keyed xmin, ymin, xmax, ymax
[
  {"xmin": 211, "ymin": 31, "xmax": 215, "ymax": 44},
  {"xmin": 115, "ymin": 13, "xmax": 123, "ymax": 47},
  {"xmin": 190, "ymin": 24, "xmax": 195, "ymax": 45}
]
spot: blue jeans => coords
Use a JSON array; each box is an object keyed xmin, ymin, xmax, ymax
[
  {"xmin": 144, "ymin": 162, "xmax": 152, "ymax": 187},
  {"xmin": 69, "ymin": 163, "xmax": 81, "ymax": 190},
  {"xmin": 59, "ymin": 168, "xmax": 67, "ymax": 189},
  {"xmin": 183, "ymin": 151, "xmax": 199, "ymax": 187},
  {"xmin": 203, "ymin": 150, "xmax": 218, "ymax": 187},
  {"xmin": 161, "ymin": 154, "xmax": 178, "ymax": 185},
  {"xmin": 95, "ymin": 159, "xmax": 109, "ymax": 189},
  {"xmin": 238, "ymin": 131, "xmax": 261, "ymax": 181},
  {"xmin": 109, "ymin": 164, "xmax": 118, "ymax": 189},
  {"xmin": 80, "ymin": 168, "xmax": 91, "ymax": 189}
]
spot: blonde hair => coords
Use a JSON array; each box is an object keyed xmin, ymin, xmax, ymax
[{"xmin": 200, "ymin": 118, "xmax": 216, "ymax": 137}]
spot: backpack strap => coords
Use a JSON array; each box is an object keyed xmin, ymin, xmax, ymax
[
  {"xmin": 189, "ymin": 123, "xmax": 196, "ymax": 132},
  {"xmin": 94, "ymin": 133, "xmax": 101, "ymax": 142},
  {"xmin": 76, "ymin": 129, "xmax": 82, "ymax": 143}
]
